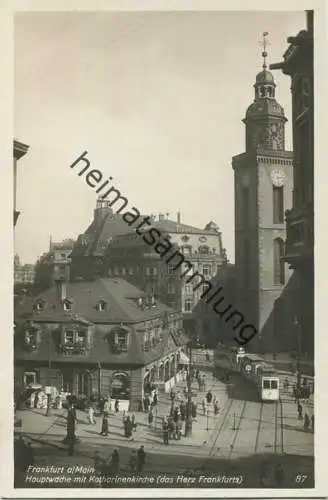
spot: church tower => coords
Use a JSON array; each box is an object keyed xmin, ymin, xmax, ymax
[{"xmin": 232, "ymin": 33, "xmax": 293, "ymax": 351}]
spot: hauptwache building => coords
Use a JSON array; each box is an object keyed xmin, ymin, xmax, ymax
[{"xmin": 14, "ymin": 277, "xmax": 188, "ymax": 411}]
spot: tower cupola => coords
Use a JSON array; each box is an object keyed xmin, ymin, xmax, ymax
[{"xmin": 243, "ymin": 32, "xmax": 287, "ymax": 152}]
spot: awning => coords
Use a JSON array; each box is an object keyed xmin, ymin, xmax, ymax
[{"xmin": 179, "ymin": 352, "xmax": 190, "ymax": 365}]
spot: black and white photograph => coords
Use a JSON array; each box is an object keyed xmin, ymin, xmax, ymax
[{"xmin": 2, "ymin": 1, "xmax": 324, "ymax": 496}]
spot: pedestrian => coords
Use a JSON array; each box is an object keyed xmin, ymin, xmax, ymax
[
  {"xmin": 126, "ymin": 415, "xmax": 133, "ymax": 437},
  {"xmin": 297, "ymin": 402, "xmax": 303, "ymax": 421},
  {"xmin": 304, "ymin": 413, "xmax": 310, "ymax": 431},
  {"xmin": 283, "ymin": 378, "xmax": 289, "ymax": 393},
  {"xmin": 66, "ymin": 404, "xmax": 77, "ymax": 445},
  {"xmin": 144, "ymin": 396, "xmax": 150, "ymax": 412},
  {"xmin": 176, "ymin": 419, "xmax": 182, "ymax": 440},
  {"xmin": 311, "ymin": 414, "xmax": 314, "ymax": 433},
  {"xmin": 202, "ymin": 398, "xmax": 206, "ymax": 416},
  {"xmin": 213, "ymin": 400, "xmax": 219, "ymax": 415},
  {"xmin": 168, "ymin": 416, "xmax": 174, "ymax": 440},
  {"xmin": 30, "ymin": 392, "xmax": 36, "ymax": 409},
  {"xmin": 153, "ymin": 391, "xmax": 158, "ymax": 406},
  {"xmin": 123, "ymin": 416, "xmax": 128, "ymax": 437},
  {"xmin": 114, "ymin": 399, "xmax": 119, "ymax": 413},
  {"xmin": 206, "ymin": 390, "xmax": 213, "ymax": 404},
  {"xmin": 137, "ymin": 445, "xmax": 146, "ymax": 472},
  {"xmin": 88, "ymin": 405, "xmax": 95, "ymax": 424},
  {"xmin": 100, "ymin": 413, "xmax": 109, "ymax": 436},
  {"xmin": 274, "ymin": 463, "xmax": 284, "ymax": 486},
  {"xmin": 132, "ymin": 413, "xmax": 137, "ymax": 431},
  {"xmin": 191, "ymin": 401, "xmax": 197, "ymax": 419},
  {"xmin": 110, "ymin": 449, "xmax": 119, "ymax": 474},
  {"xmin": 302, "ymin": 377, "xmax": 307, "ymax": 387},
  {"xmin": 148, "ymin": 408, "xmax": 154, "ymax": 427},
  {"xmin": 129, "ymin": 450, "xmax": 137, "ymax": 472},
  {"xmin": 103, "ymin": 399, "xmax": 110, "ymax": 415},
  {"xmin": 163, "ymin": 419, "xmax": 169, "ymax": 445}
]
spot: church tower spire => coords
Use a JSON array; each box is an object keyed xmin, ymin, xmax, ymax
[{"xmin": 243, "ymin": 32, "xmax": 287, "ymax": 152}]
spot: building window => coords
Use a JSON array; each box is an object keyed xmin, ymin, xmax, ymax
[
  {"xmin": 64, "ymin": 330, "xmax": 74, "ymax": 345},
  {"xmin": 149, "ymin": 267, "xmax": 157, "ymax": 276},
  {"xmin": 273, "ymin": 186, "xmax": 284, "ymax": 224},
  {"xmin": 121, "ymin": 267, "xmax": 126, "ymax": 276},
  {"xmin": 128, "ymin": 268, "xmax": 134, "ymax": 275},
  {"xmin": 107, "ymin": 267, "xmax": 113, "ymax": 276},
  {"xmin": 242, "ymin": 186, "xmax": 250, "ymax": 229},
  {"xmin": 114, "ymin": 330, "xmax": 128, "ymax": 352},
  {"xmin": 185, "ymin": 284, "xmax": 193, "ymax": 295},
  {"xmin": 167, "ymin": 282, "xmax": 175, "ymax": 294},
  {"xmin": 243, "ymin": 239, "xmax": 250, "ymax": 289},
  {"xmin": 167, "ymin": 264, "xmax": 175, "ymax": 275},
  {"xmin": 75, "ymin": 331, "xmax": 86, "ymax": 347},
  {"xmin": 273, "ymin": 238, "xmax": 285, "ymax": 285},
  {"xmin": 198, "ymin": 245, "xmax": 210, "ymax": 254},
  {"xmin": 202, "ymin": 264, "xmax": 211, "ymax": 276},
  {"xmin": 181, "ymin": 245, "xmax": 192, "ymax": 255},
  {"xmin": 184, "ymin": 299, "xmax": 193, "ymax": 312},
  {"xmin": 24, "ymin": 330, "xmax": 37, "ymax": 348},
  {"xmin": 114, "ymin": 267, "xmax": 119, "ymax": 275}
]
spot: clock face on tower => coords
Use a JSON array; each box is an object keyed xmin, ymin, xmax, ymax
[{"xmin": 271, "ymin": 168, "xmax": 286, "ymax": 187}]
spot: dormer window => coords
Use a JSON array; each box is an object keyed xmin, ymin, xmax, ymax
[
  {"xmin": 97, "ymin": 300, "xmax": 107, "ymax": 312},
  {"xmin": 111, "ymin": 328, "xmax": 129, "ymax": 353},
  {"xmin": 63, "ymin": 298, "xmax": 73, "ymax": 311},
  {"xmin": 23, "ymin": 322, "xmax": 40, "ymax": 350}
]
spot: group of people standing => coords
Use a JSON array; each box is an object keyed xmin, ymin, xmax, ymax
[
  {"xmin": 283, "ymin": 376, "xmax": 314, "ymax": 433},
  {"xmin": 94, "ymin": 445, "xmax": 146, "ymax": 475}
]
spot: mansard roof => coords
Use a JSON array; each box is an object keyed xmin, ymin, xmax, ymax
[{"xmin": 15, "ymin": 278, "xmax": 173, "ymax": 324}]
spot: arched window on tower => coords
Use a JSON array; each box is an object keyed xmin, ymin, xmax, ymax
[
  {"xmin": 273, "ymin": 238, "xmax": 285, "ymax": 285},
  {"xmin": 273, "ymin": 186, "xmax": 284, "ymax": 224}
]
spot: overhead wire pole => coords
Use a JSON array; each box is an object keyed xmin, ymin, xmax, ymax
[{"xmin": 184, "ymin": 341, "xmax": 193, "ymax": 437}]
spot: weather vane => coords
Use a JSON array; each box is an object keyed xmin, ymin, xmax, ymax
[{"xmin": 259, "ymin": 31, "xmax": 270, "ymax": 69}]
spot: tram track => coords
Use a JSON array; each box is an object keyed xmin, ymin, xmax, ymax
[
  {"xmin": 254, "ymin": 402, "xmax": 263, "ymax": 453},
  {"xmin": 227, "ymin": 400, "xmax": 247, "ymax": 460}
]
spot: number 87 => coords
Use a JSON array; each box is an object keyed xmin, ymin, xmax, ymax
[{"xmin": 295, "ymin": 475, "xmax": 307, "ymax": 484}]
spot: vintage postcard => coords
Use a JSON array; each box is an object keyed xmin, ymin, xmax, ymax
[{"xmin": 1, "ymin": 0, "xmax": 327, "ymax": 497}]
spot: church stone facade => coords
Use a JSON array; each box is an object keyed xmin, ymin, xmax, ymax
[{"xmin": 232, "ymin": 49, "xmax": 293, "ymax": 352}]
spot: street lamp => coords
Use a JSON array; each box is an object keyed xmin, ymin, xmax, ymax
[{"xmin": 184, "ymin": 341, "xmax": 193, "ymax": 437}]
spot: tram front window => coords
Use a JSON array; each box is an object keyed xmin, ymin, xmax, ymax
[
  {"xmin": 263, "ymin": 380, "xmax": 270, "ymax": 389},
  {"xmin": 271, "ymin": 380, "xmax": 278, "ymax": 389}
]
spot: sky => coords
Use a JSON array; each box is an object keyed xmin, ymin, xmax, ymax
[{"xmin": 14, "ymin": 10, "xmax": 306, "ymax": 264}]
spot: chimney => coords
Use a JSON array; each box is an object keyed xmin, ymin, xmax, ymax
[
  {"xmin": 158, "ymin": 213, "xmax": 165, "ymax": 221},
  {"xmin": 177, "ymin": 212, "xmax": 181, "ymax": 224}
]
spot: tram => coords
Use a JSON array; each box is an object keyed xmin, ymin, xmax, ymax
[
  {"xmin": 238, "ymin": 353, "xmax": 280, "ymax": 401},
  {"xmin": 213, "ymin": 344, "xmax": 280, "ymax": 401}
]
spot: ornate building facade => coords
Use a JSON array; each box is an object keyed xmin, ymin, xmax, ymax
[
  {"xmin": 105, "ymin": 214, "xmax": 227, "ymax": 333},
  {"xmin": 14, "ymin": 277, "xmax": 187, "ymax": 411},
  {"xmin": 270, "ymin": 11, "xmax": 314, "ymax": 356},
  {"xmin": 232, "ymin": 35, "xmax": 294, "ymax": 352}
]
